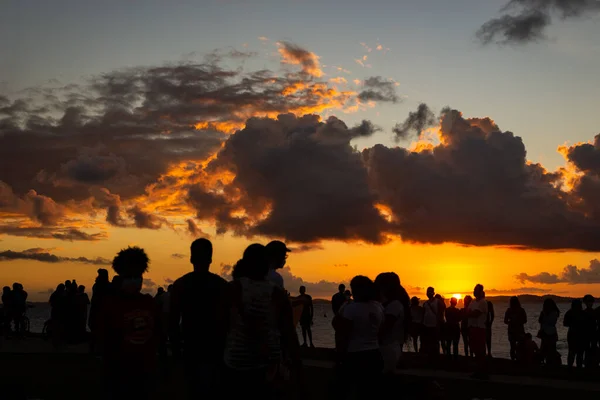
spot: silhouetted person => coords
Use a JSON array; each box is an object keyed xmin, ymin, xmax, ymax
[
  {"xmin": 223, "ymin": 243, "xmax": 301, "ymax": 398},
  {"xmin": 504, "ymin": 296, "xmax": 527, "ymax": 361},
  {"xmin": 375, "ymin": 272, "xmax": 410, "ymax": 376},
  {"xmin": 467, "ymin": 284, "xmax": 488, "ymax": 379},
  {"xmin": 461, "ymin": 295, "xmax": 472, "ymax": 357},
  {"xmin": 564, "ymin": 299, "xmax": 585, "ymax": 368},
  {"xmin": 582, "ymin": 294, "xmax": 596, "ymax": 367},
  {"xmin": 1, "ymin": 286, "xmax": 12, "ymax": 336},
  {"xmin": 155, "ymin": 287, "xmax": 165, "ymax": 299},
  {"xmin": 169, "ymin": 238, "xmax": 228, "ymax": 399},
  {"xmin": 98, "ymin": 247, "xmax": 160, "ymax": 400},
  {"xmin": 421, "ymin": 287, "xmax": 441, "ymax": 358},
  {"xmin": 409, "ymin": 296, "xmax": 423, "ymax": 353},
  {"xmin": 298, "ymin": 286, "xmax": 314, "ymax": 348},
  {"xmin": 333, "ymin": 275, "xmax": 383, "ymax": 400},
  {"xmin": 265, "ymin": 240, "xmax": 290, "ymax": 289},
  {"xmin": 11, "ymin": 283, "xmax": 27, "ymax": 337},
  {"xmin": 89, "ymin": 268, "xmax": 110, "ymax": 352},
  {"xmin": 538, "ymin": 298, "xmax": 560, "ymax": 366},
  {"xmin": 76, "ymin": 285, "xmax": 90, "ymax": 339},
  {"xmin": 485, "ymin": 298, "xmax": 494, "ymax": 357},
  {"xmin": 518, "ymin": 333, "xmax": 540, "ymax": 366},
  {"xmin": 49, "ymin": 283, "xmax": 67, "ymax": 348},
  {"xmin": 444, "ymin": 297, "xmax": 461, "ymax": 360},
  {"xmin": 332, "ymin": 284, "xmax": 346, "ymax": 316}
]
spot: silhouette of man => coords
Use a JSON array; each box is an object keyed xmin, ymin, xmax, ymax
[
  {"xmin": 170, "ymin": 238, "xmax": 228, "ymax": 399},
  {"xmin": 422, "ymin": 287, "xmax": 441, "ymax": 358},
  {"xmin": 331, "ymin": 284, "xmax": 346, "ymax": 316},
  {"xmin": 265, "ymin": 240, "xmax": 290, "ymax": 289},
  {"xmin": 97, "ymin": 247, "xmax": 159, "ymax": 400},
  {"xmin": 298, "ymin": 286, "xmax": 314, "ymax": 347},
  {"xmin": 485, "ymin": 298, "xmax": 495, "ymax": 356},
  {"xmin": 467, "ymin": 284, "xmax": 488, "ymax": 379}
]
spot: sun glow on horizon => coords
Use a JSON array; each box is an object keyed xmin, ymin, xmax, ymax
[{"xmin": 452, "ymin": 293, "xmax": 462, "ymax": 300}]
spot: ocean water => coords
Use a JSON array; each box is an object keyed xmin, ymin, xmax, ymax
[{"xmin": 23, "ymin": 302, "xmax": 572, "ymax": 360}]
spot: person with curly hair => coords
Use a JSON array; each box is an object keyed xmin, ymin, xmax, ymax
[{"xmin": 97, "ymin": 246, "xmax": 160, "ymax": 400}]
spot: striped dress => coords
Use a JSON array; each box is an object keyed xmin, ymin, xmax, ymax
[{"xmin": 224, "ymin": 277, "xmax": 281, "ymax": 370}]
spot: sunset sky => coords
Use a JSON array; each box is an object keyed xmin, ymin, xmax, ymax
[{"xmin": 2, "ymin": 0, "xmax": 600, "ymax": 300}]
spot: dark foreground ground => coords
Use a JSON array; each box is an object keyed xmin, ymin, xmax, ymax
[{"xmin": 2, "ymin": 342, "xmax": 600, "ymax": 399}]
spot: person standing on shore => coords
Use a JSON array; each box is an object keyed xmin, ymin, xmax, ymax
[
  {"xmin": 409, "ymin": 297, "xmax": 423, "ymax": 353},
  {"xmin": 298, "ymin": 286, "xmax": 314, "ymax": 348},
  {"xmin": 89, "ymin": 268, "xmax": 110, "ymax": 353},
  {"xmin": 538, "ymin": 298, "xmax": 560, "ymax": 366},
  {"xmin": 421, "ymin": 287, "xmax": 441, "ymax": 358},
  {"xmin": 564, "ymin": 299, "xmax": 585, "ymax": 368},
  {"xmin": 332, "ymin": 284, "xmax": 346, "ymax": 316},
  {"xmin": 504, "ymin": 296, "xmax": 527, "ymax": 361},
  {"xmin": 467, "ymin": 284, "xmax": 488, "ymax": 379},
  {"xmin": 169, "ymin": 238, "xmax": 229, "ymax": 399},
  {"xmin": 461, "ymin": 295, "xmax": 472, "ymax": 357},
  {"xmin": 444, "ymin": 297, "xmax": 461, "ymax": 360},
  {"xmin": 98, "ymin": 246, "xmax": 160, "ymax": 400},
  {"xmin": 485, "ymin": 298, "xmax": 495, "ymax": 357}
]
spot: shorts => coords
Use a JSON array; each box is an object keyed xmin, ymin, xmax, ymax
[{"xmin": 469, "ymin": 327, "xmax": 486, "ymax": 356}]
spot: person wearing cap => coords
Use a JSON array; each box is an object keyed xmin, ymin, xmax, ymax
[
  {"xmin": 97, "ymin": 246, "xmax": 160, "ymax": 400},
  {"xmin": 265, "ymin": 240, "xmax": 291, "ymax": 289}
]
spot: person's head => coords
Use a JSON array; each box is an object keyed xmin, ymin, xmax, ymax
[
  {"xmin": 57, "ymin": 283, "xmax": 65, "ymax": 292},
  {"xmin": 190, "ymin": 238, "xmax": 213, "ymax": 272},
  {"xmin": 344, "ymin": 290, "xmax": 352, "ymax": 299},
  {"xmin": 543, "ymin": 298, "xmax": 559, "ymax": 315},
  {"xmin": 350, "ymin": 275, "xmax": 375, "ymax": 303},
  {"xmin": 167, "ymin": 284, "xmax": 173, "ymax": 292},
  {"xmin": 509, "ymin": 296, "xmax": 520, "ymax": 309},
  {"xmin": 426, "ymin": 287, "xmax": 435, "ymax": 300},
  {"xmin": 374, "ymin": 272, "xmax": 402, "ymax": 303},
  {"xmin": 265, "ymin": 240, "xmax": 290, "ymax": 270},
  {"xmin": 156, "ymin": 287, "xmax": 165, "ymax": 296},
  {"xmin": 2, "ymin": 286, "xmax": 10, "ymax": 294},
  {"xmin": 571, "ymin": 298, "xmax": 583, "ymax": 311},
  {"xmin": 96, "ymin": 268, "xmax": 109, "ymax": 284},
  {"xmin": 450, "ymin": 297, "xmax": 458, "ymax": 307},
  {"xmin": 299, "ymin": 286, "xmax": 306, "ymax": 295},
  {"xmin": 233, "ymin": 243, "xmax": 269, "ymax": 280},
  {"xmin": 463, "ymin": 295, "xmax": 472, "ymax": 307},
  {"xmin": 411, "ymin": 296, "xmax": 420, "ymax": 307},
  {"xmin": 112, "ymin": 246, "xmax": 150, "ymax": 293},
  {"xmin": 473, "ymin": 284, "xmax": 484, "ymax": 300},
  {"xmin": 78, "ymin": 285, "xmax": 85, "ymax": 294},
  {"xmin": 12, "ymin": 282, "xmax": 19, "ymax": 291},
  {"xmin": 583, "ymin": 294, "xmax": 595, "ymax": 309},
  {"xmin": 338, "ymin": 284, "xmax": 346, "ymax": 293}
]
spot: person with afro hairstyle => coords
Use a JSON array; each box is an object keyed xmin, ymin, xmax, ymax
[{"xmin": 97, "ymin": 246, "xmax": 161, "ymax": 400}]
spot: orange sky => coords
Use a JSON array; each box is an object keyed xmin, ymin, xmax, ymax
[{"xmin": 3, "ymin": 223, "xmax": 599, "ymax": 301}]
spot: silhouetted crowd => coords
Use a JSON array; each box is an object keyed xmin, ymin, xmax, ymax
[
  {"xmin": 5, "ymin": 238, "xmax": 600, "ymax": 399},
  {"xmin": 47, "ymin": 280, "xmax": 90, "ymax": 346},
  {"xmin": 1, "ymin": 283, "xmax": 28, "ymax": 337}
]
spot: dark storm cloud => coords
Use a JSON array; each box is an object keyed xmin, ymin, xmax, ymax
[
  {"xmin": 1, "ymin": 48, "xmax": 359, "ymax": 238},
  {"xmin": 517, "ymin": 259, "xmax": 600, "ymax": 284},
  {"xmin": 128, "ymin": 206, "xmax": 169, "ymax": 230},
  {"xmin": 358, "ymin": 76, "xmax": 399, "ymax": 103},
  {"xmin": 0, "ymin": 248, "xmax": 110, "ymax": 265},
  {"xmin": 392, "ymin": 103, "xmax": 437, "ymax": 140},
  {"xmin": 288, "ymin": 244, "xmax": 325, "ymax": 252},
  {"xmin": 202, "ymin": 114, "xmax": 389, "ymax": 244},
  {"xmin": 478, "ymin": 0, "xmax": 600, "ymax": 45},
  {"xmin": 364, "ymin": 105, "xmax": 600, "ymax": 251}
]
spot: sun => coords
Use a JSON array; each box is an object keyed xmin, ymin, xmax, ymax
[{"xmin": 452, "ymin": 293, "xmax": 462, "ymax": 300}]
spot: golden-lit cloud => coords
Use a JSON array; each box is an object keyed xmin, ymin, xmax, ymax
[{"xmin": 277, "ymin": 41, "xmax": 323, "ymax": 77}]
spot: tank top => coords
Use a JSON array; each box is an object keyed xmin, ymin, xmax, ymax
[{"xmin": 224, "ymin": 277, "xmax": 281, "ymax": 370}]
